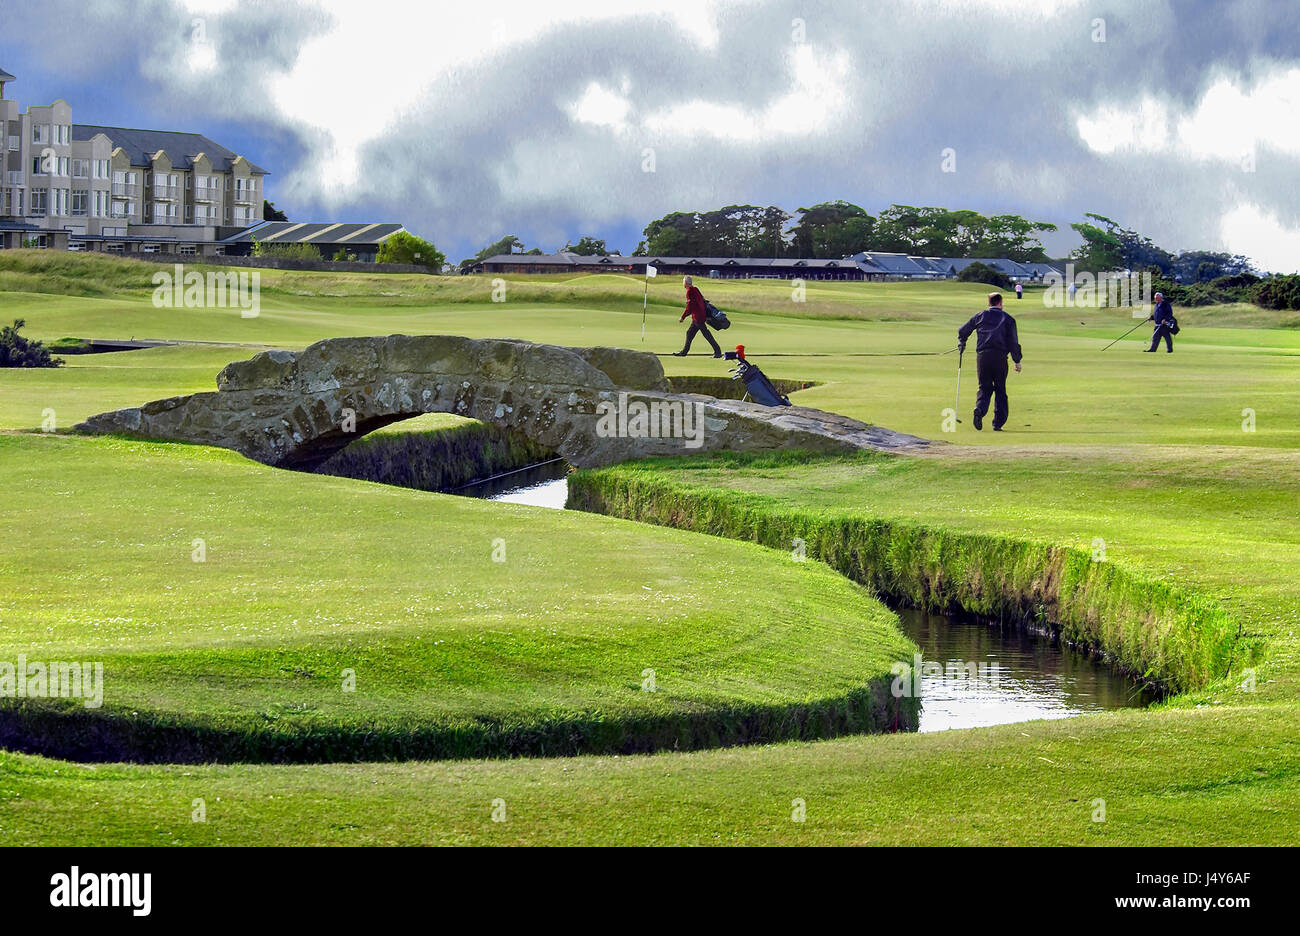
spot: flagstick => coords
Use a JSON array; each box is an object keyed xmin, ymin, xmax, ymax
[{"xmin": 641, "ymin": 264, "xmax": 657, "ymax": 341}]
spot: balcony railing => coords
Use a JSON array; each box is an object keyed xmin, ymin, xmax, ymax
[
  {"xmin": 193, "ymin": 189, "xmax": 219, "ymax": 202},
  {"xmin": 233, "ymin": 189, "xmax": 257, "ymax": 203},
  {"xmin": 7, "ymin": 136, "xmax": 18, "ymax": 151},
  {"xmin": 152, "ymin": 184, "xmax": 179, "ymax": 199},
  {"xmin": 111, "ymin": 183, "xmax": 138, "ymax": 197}
]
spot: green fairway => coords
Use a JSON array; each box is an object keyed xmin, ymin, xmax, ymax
[
  {"xmin": 1, "ymin": 251, "xmax": 1298, "ymax": 844},
  {"xmin": 5, "ymin": 251, "xmax": 1297, "ymax": 448}
]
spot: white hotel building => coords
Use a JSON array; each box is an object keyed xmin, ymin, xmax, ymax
[{"xmin": 0, "ymin": 67, "xmax": 267, "ymax": 255}]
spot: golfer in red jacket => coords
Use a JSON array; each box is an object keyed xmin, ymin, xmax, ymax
[{"xmin": 672, "ymin": 275, "xmax": 722, "ymax": 357}]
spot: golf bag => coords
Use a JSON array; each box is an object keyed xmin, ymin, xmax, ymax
[
  {"xmin": 704, "ymin": 300, "xmax": 731, "ymax": 330},
  {"xmin": 1168, "ymin": 316, "xmax": 1180, "ymax": 335},
  {"xmin": 725, "ymin": 352, "xmax": 790, "ymax": 406}
]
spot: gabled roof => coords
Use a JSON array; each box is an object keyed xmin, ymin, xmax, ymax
[
  {"xmin": 1018, "ymin": 261, "xmax": 1066, "ymax": 276},
  {"xmin": 72, "ymin": 125, "xmax": 267, "ymax": 174},
  {"xmin": 220, "ymin": 222, "xmax": 404, "ymax": 245},
  {"xmin": 0, "ymin": 68, "xmax": 16, "ymax": 82},
  {"xmin": 850, "ymin": 252, "xmax": 933, "ymax": 275},
  {"xmin": 940, "ymin": 257, "xmax": 1036, "ymax": 278}
]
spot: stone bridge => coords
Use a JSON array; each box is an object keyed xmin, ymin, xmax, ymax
[{"xmin": 76, "ymin": 335, "xmax": 932, "ymax": 469}]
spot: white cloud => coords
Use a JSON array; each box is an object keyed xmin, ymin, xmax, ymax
[
  {"xmin": 569, "ymin": 82, "xmax": 633, "ymax": 132},
  {"xmin": 643, "ymin": 44, "xmax": 854, "ymax": 143},
  {"xmin": 268, "ymin": 0, "xmax": 728, "ymax": 193},
  {"xmin": 1074, "ymin": 98, "xmax": 1169, "ymax": 155},
  {"xmin": 1221, "ymin": 204, "xmax": 1300, "ymax": 273},
  {"xmin": 1177, "ymin": 68, "xmax": 1300, "ymax": 161},
  {"xmin": 1077, "ymin": 65, "xmax": 1300, "ymax": 162}
]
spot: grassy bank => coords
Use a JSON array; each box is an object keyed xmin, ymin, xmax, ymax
[
  {"xmin": 569, "ymin": 453, "xmax": 1246, "ymax": 692},
  {"xmin": 313, "ymin": 413, "xmax": 555, "ymax": 492},
  {"xmin": 0, "ymin": 434, "xmax": 919, "ymax": 762}
]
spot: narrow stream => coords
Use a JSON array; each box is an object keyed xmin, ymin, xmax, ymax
[{"xmin": 454, "ymin": 471, "xmax": 1155, "ymax": 731}]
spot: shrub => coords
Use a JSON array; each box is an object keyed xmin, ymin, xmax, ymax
[
  {"xmin": 0, "ymin": 319, "xmax": 64, "ymax": 368},
  {"xmin": 251, "ymin": 241, "xmax": 322, "ymax": 260},
  {"xmin": 1253, "ymin": 274, "xmax": 1300, "ymax": 311},
  {"xmin": 956, "ymin": 261, "xmax": 1013, "ymax": 290},
  {"xmin": 376, "ymin": 231, "xmax": 445, "ymax": 271}
]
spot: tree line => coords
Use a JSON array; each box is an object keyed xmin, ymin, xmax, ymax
[{"xmin": 461, "ymin": 203, "xmax": 1264, "ymax": 284}]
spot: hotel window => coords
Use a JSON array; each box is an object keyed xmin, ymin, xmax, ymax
[
  {"xmin": 31, "ymin": 155, "xmax": 48, "ymax": 175},
  {"xmin": 94, "ymin": 160, "xmax": 109, "ymax": 179},
  {"xmin": 54, "ymin": 189, "xmax": 69, "ymax": 216},
  {"xmin": 72, "ymin": 159, "xmax": 89, "ymax": 178},
  {"xmin": 58, "ymin": 156, "xmax": 70, "ymax": 176},
  {"xmin": 31, "ymin": 124, "xmax": 49, "ymax": 144},
  {"xmin": 179, "ymin": 244, "xmax": 197, "ymax": 256},
  {"xmin": 30, "ymin": 188, "xmax": 47, "ymax": 215},
  {"xmin": 71, "ymin": 190, "xmax": 88, "ymax": 217},
  {"xmin": 57, "ymin": 125, "xmax": 70, "ymax": 145}
]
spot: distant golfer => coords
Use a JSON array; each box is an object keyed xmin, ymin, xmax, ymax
[
  {"xmin": 1015, "ymin": 282, "xmax": 1023, "ymax": 300},
  {"xmin": 1145, "ymin": 292, "xmax": 1175, "ymax": 353},
  {"xmin": 957, "ymin": 292, "xmax": 1023, "ymax": 431},
  {"xmin": 672, "ymin": 275, "xmax": 722, "ymax": 358}
]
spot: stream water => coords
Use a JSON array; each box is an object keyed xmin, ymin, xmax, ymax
[{"xmin": 454, "ymin": 470, "xmax": 1156, "ymax": 731}]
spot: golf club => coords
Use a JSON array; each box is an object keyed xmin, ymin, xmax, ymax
[
  {"xmin": 1100, "ymin": 317, "xmax": 1150, "ymax": 351},
  {"xmin": 953, "ymin": 347, "xmax": 964, "ymax": 423}
]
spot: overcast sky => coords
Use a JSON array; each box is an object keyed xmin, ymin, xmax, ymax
[{"xmin": 3, "ymin": 0, "xmax": 1299, "ymax": 270}]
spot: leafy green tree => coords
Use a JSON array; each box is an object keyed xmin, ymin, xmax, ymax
[
  {"xmin": 263, "ymin": 200, "xmax": 288, "ymax": 221},
  {"xmin": 458, "ymin": 235, "xmax": 526, "ymax": 273},
  {"xmin": 0, "ymin": 319, "xmax": 63, "ymax": 368},
  {"xmin": 956, "ymin": 261, "xmax": 1013, "ymax": 290},
  {"xmin": 790, "ymin": 201, "xmax": 873, "ymax": 258},
  {"xmin": 565, "ymin": 236, "xmax": 611, "ymax": 255},
  {"xmin": 1070, "ymin": 214, "xmax": 1173, "ymax": 274},
  {"xmin": 1172, "ymin": 250, "xmax": 1254, "ymax": 283},
  {"xmin": 376, "ymin": 230, "xmax": 445, "ymax": 270}
]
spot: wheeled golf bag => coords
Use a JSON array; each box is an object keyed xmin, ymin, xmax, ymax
[
  {"xmin": 726, "ymin": 354, "xmax": 790, "ymax": 406},
  {"xmin": 704, "ymin": 300, "xmax": 731, "ymax": 330}
]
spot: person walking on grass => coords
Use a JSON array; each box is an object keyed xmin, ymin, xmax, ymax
[
  {"xmin": 1015, "ymin": 281, "xmax": 1023, "ymax": 300},
  {"xmin": 957, "ymin": 292, "xmax": 1023, "ymax": 432},
  {"xmin": 672, "ymin": 275, "xmax": 721, "ymax": 358},
  {"xmin": 1145, "ymin": 291, "xmax": 1175, "ymax": 353}
]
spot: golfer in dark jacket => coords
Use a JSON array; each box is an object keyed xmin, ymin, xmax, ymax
[
  {"xmin": 672, "ymin": 275, "xmax": 722, "ymax": 357},
  {"xmin": 957, "ymin": 293, "xmax": 1022, "ymax": 431},
  {"xmin": 1145, "ymin": 292, "xmax": 1175, "ymax": 353}
]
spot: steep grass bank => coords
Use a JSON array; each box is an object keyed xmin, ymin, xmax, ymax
[
  {"xmin": 0, "ymin": 434, "xmax": 920, "ymax": 763},
  {"xmin": 569, "ymin": 457, "xmax": 1244, "ymax": 692},
  {"xmin": 313, "ymin": 414, "xmax": 554, "ymax": 492}
]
